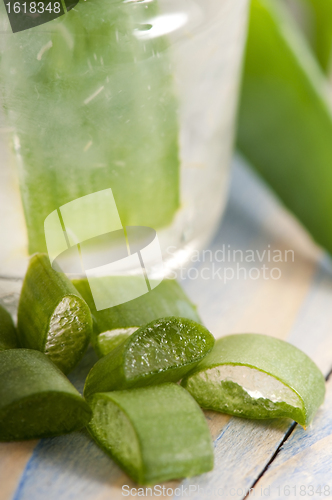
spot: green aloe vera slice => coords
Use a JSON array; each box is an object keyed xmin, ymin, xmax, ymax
[
  {"xmin": 17, "ymin": 254, "xmax": 92, "ymax": 374},
  {"xmin": 182, "ymin": 334, "xmax": 325, "ymax": 427},
  {"xmin": 73, "ymin": 278, "xmax": 201, "ymax": 357},
  {"xmin": 0, "ymin": 349, "xmax": 91, "ymax": 441},
  {"xmin": 0, "ymin": 0, "xmax": 179, "ymax": 254},
  {"xmin": 0, "ymin": 304, "xmax": 18, "ymax": 351},
  {"xmin": 84, "ymin": 317, "xmax": 215, "ymax": 397},
  {"xmin": 87, "ymin": 383, "xmax": 213, "ymax": 484},
  {"xmin": 237, "ymin": 0, "xmax": 332, "ymax": 254}
]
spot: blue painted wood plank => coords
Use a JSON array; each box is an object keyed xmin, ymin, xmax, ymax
[
  {"xmin": 254, "ymin": 379, "xmax": 332, "ymax": 499},
  {"xmin": 174, "ymin": 418, "xmax": 293, "ymax": 500},
  {"xmin": 286, "ymin": 260, "xmax": 332, "ymax": 374},
  {"xmin": 262, "ymin": 375, "xmax": 332, "ymax": 471},
  {"xmin": 12, "ymin": 432, "xmax": 120, "ymax": 500}
]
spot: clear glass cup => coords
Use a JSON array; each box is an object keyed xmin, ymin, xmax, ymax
[{"xmin": 0, "ymin": 0, "xmax": 249, "ymax": 298}]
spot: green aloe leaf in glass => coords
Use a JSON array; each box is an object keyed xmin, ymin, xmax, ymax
[{"xmin": 0, "ymin": 0, "xmax": 180, "ymax": 254}]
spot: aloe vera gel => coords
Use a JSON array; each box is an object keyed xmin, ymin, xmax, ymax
[
  {"xmin": 0, "ymin": 0, "xmax": 249, "ymax": 278},
  {"xmin": 0, "ymin": 0, "xmax": 180, "ymax": 255}
]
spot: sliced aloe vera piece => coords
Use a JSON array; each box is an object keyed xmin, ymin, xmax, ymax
[
  {"xmin": 84, "ymin": 317, "xmax": 214, "ymax": 397},
  {"xmin": 87, "ymin": 383, "xmax": 213, "ymax": 484},
  {"xmin": 73, "ymin": 278, "xmax": 201, "ymax": 357},
  {"xmin": 182, "ymin": 334, "xmax": 325, "ymax": 427},
  {"xmin": 17, "ymin": 254, "xmax": 92, "ymax": 374},
  {"xmin": 0, "ymin": 304, "xmax": 18, "ymax": 351},
  {"xmin": 0, "ymin": 349, "xmax": 91, "ymax": 441},
  {"xmin": 0, "ymin": 0, "xmax": 179, "ymax": 254},
  {"xmin": 237, "ymin": 0, "xmax": 332, "ymax": 254}
]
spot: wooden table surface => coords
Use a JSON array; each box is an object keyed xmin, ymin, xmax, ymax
[{"xmin": 1, "ymin": 155, "xmax": 332, "ymax": 500}]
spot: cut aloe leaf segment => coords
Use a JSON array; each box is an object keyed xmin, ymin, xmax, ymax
[
  {"xmin": 0, "ymin": 304, "xmax": 19, "ymax": 351},
  {"xmin": 0, "ymin": 0, "xmax": 180, "ymax": 254},
  {"xmin": 0, "ymin": 349, "xmax": 92, "ymax": 441},
  {"xmin": 17, "ymin": 254, "xmax": 92, "ymax": 374},
  {"xmin": 237, "ymin": 0, "xmax": 332, "ymax": 254},
  {"xmin": 182, "ymin": 334, "xmax": 325, "ymax": 427},
  {"xmin": 73, "ymin": 277, "xmax": 201, "ymax": 357},
  {"xmin": 84, "ymin": 317, "xmax": 215, "ymax": 397},
  {"xmin": 87, "ymin": 383, "xmax": 214, "ymax": 484}
]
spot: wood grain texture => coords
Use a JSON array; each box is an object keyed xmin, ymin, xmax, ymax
[
  {"xmin": 0, "ymin": 442, "xmax": 36, "ymax": 500},
  {"xmin": 183, "ymin": 157, "xmax": 321, "ymax": 339},
  {"xmin": 2, "ymin": 156, "xmax": 332, "ymax": 500},
  {"xmin": 253, "ymin": 377, "xmax": 332, "ymax": 499}
]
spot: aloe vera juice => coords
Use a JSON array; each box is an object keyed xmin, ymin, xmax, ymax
[{"xmin": 0, "ymin": 0, "xmax": 249, "ymax": 278}]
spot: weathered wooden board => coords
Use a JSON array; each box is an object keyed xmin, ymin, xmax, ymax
[
  {"xmin": 1, "ymin": 156, "xmax": 332, "ymax": 500},
  {"xmin": 253, "ymin": 376, "xmax": 332, "ymax": 499}
]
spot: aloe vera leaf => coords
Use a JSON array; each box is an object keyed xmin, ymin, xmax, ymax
[
  {"xmin": 87, "ymin": 383, "xmax": 213, "ymax": 484},
  {"xmin": 0, "ymin": 304, "xmax": 18, "ymax": 351},
  {"xmin": 84, "ymin": 317, "xmax": 215, "ymax": 397},
  {"xmin": 0, "ymin": 0, "xmax": 179, "ymax": 254},
  {"xmin": 0, "ymin": 349, "xmax": 91, "ymax": 441},
  {"xmin": 303, "ymin": 0, "xmax": 332, "ymax": 73},
  {"xmin": 237, "ymin": 0, "xmax": 332, "ymax": 254},
  {"xmin": 182, "ymin": 334, "xmax": 325, "ymax": 427},
  {"xmin": 17, "ymin": 254, "xmax": 92, "ymax": 374},
  {"xmin": 73, "ymin": 277, "xmax": 201, "ymax": 357},
  {"xmin": 280, "ymin": 0, "xmax": 332, "ymax": 73}
]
